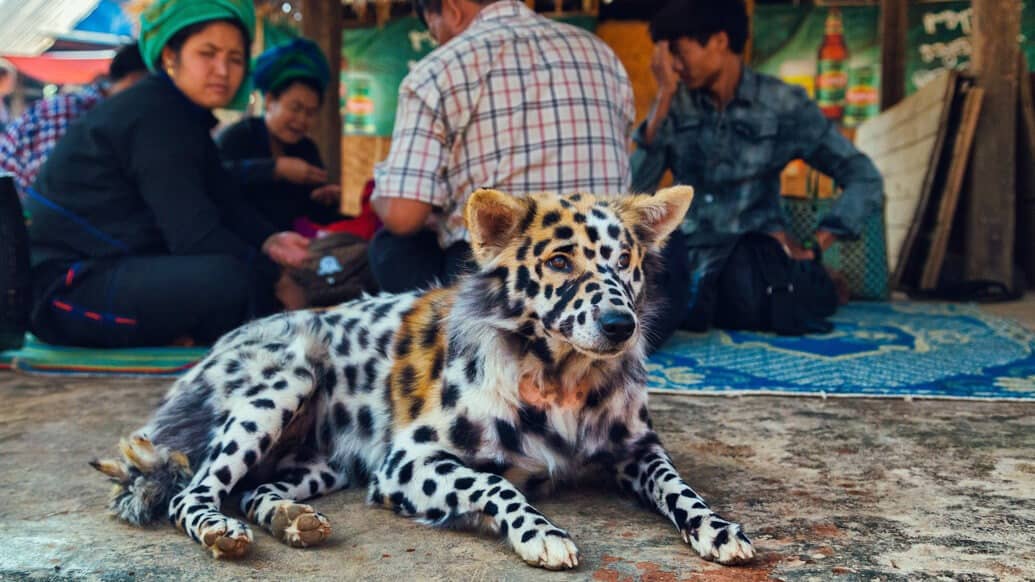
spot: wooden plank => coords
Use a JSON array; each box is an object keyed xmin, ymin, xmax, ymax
[
  {"xmin": 879, "ymin": 0, "xmax": 908, "ymax": 110},
  {"xmin": 1015, "ymin": 55, "xmax": 1035, "ymax": 286},
  {"xmin": 920, "ymin": 87, "xmax": 985, "ymax": 289},
  {"xmin": 889, "ymin": 73, "xmax": 960, "ymax": 288},
  {"xmin": 964, "ymin": 0, "xmax": 1021, "ymax": 286},
  {"xmin": 303, "ymin": 0, "xmax": 343, "ymax": 186}
]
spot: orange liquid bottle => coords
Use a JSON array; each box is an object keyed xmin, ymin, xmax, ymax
[{"xmin": 816, "ymin": 8, "xmax": 849, "ymax": 122}]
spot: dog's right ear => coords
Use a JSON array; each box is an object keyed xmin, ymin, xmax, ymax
[{"xmin": 465, "ymin": 189, "xmax": 529, "ymax": 264}]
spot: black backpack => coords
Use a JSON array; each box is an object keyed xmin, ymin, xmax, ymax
[
  {"xmin": 713, "ymin": 233, "xmax": 837, "ymax": 335},
  {"xmin": 0, "ymin": 175, "xmax": 30, "ymax": 350}
]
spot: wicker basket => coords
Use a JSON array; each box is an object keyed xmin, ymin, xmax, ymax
[{"xmin": 341, "ymin": 135, "xmax": 391, "ymax": 217}]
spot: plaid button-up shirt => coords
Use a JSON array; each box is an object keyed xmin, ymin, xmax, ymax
[
  {"xmin": 373, "ymin": 0, "xmax": 635, "ymax": 248},
  {"xmin": 0, "ymin": 83, "xmax": 105, "ymax": 199}
]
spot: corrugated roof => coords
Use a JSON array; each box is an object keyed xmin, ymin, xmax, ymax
[{"xmin": 0, "ymin": 0, "xmax": 102, "ymax": 56}]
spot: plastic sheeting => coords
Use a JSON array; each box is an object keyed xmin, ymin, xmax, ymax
[{"xmin": 0, "ymin": 0, "xmax": 102, "ymax": 56}]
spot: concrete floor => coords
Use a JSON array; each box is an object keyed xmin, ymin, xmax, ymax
[{"xmin": 2, "ymin": 300, "xmax": 1035, "ymax": 581}]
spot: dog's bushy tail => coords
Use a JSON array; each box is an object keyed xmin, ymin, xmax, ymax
[{"xmin": 90, "ymin": 436, "xmax": 192, "ymax": 526}]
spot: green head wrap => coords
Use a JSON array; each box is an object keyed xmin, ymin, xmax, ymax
[
  {"xmin": 138, "ymin": 0, "xmax": 256, "ymax": 110},
  {"xmin": 253, "ymin": 38, "xmax": 331, "ymax": 96}
]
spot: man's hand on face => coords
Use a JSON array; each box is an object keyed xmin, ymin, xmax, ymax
[{"xmin": 651, "ymin": 40, "xmax": 680, "ymax": 96}]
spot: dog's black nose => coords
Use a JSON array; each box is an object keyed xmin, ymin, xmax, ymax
[{"xmin": 599, "ymin": 311, "xmax": 636, "ymax": 343}]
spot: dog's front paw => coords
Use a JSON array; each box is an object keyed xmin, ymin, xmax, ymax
[
  {"xmin": 270, "ymin": 502, "xmax": 332, "ymax": 548},
  {"xmin": 200, "ymin": 518, "xmax": 253, "ymax": 560},
  {"xmin": 510, "ymin": 520, "xmax": 579, "ymax": 570},
  {"xmin": 682, "ymin": 515, "xmax": 754, "ymax": 565}
]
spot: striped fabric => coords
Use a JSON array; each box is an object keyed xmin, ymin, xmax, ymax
[
  {"xmin": 373, "ymin": 0, "xmax": 635, "ymax": 248},
  {"xmin": 0, "ymin": 334, "xmax": 207, "ymax": 377},
  {"xmin": 0, "ymin": 84, "xmax": 105, "ymax": 199}
]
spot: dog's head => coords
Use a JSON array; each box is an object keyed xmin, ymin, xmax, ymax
[{"xmin": 463, "ymin": 187, "xmax": 693, "ymax": 361}]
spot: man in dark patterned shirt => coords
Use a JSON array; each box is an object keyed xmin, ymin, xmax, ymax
[{"xmin": 632, "ymin": 0, "xmax": 883, "ymax": 332}]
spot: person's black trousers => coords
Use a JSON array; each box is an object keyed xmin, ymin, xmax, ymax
[
  {"xmin": 29, "ymin": 254, "xmax": 278, "ymax": 348},
  {"xmin": 368, "ymin": 228, "xmax": 691, "ymax": 354}
]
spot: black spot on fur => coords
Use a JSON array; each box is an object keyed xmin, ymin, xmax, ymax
[
  {"xmin": 396, "ymin": 334, "xmax": 412, "ymax": 358},
  {"xmin": 586, "ymin": 226, "xmax": 599, "ymax": 242},
  {"xmin": 533, "ymin": 240, "xmax": 549, "ymax": 256},
  {"xmin": 554, "ymin": 226, "xmax": 573, "ymax": 239},
  {"xmin": 484, "ymin": 501, "xmax": 498, "ymax": 516},
  {"xmin": 518, "ymin": 200, "xmax": 538, "ymax": 233},
  {"xmin": 441, "ymin": 383, "xmax": 461, "ymax": 408},
  {"xmin": 334, "ymin": 402, "xmax": 352, "ymax": 430},
  {"xmin": 251, "ymin": 398, "xmax": 275, "ymax": 409},
  {"xmin": 521, "ymin": 530, "xmax": 536, "ymax": 543},
  {"xmin": 495, "ymin": 419, "xmax": 523, "ymax": 453},
  {"xmin": 397, "ymin": 365, "xmax": 418, "ymax": 395},
  {"xmin": 243, "ymin": 450, "xmax": 257, "ymax": 467},
  {"xmin": 408, "ymin": 397, "xmax": 424, "ymax": 420},
  {"xmin": 609, "ymin": 423, "xmax": 630, "ymax": 444},
  {"xmin": 430, "ymin": 350, "xmax": 444, "ymax": 381},
  {"xmin": 454, "ymin": 477, "xmax": 475, "ymax": 490},
  {"xmin": 413, "ymin": 426, "xmax": 439, "ymax": 443},
  {"xmin": 426, "ymin": 507, "xmax": 445, "ymax": 521},
  {"xmin": 398, "ymin": 461, "xmax": 414, "ymax": 485},
  {"xmin": 449, "ymin": 416, "xmax": 482, "ymax": 453},
  {"xmin": 464, "ymin": 358, "xmax": 479, "ymax": 384},
  {"xmin": 358, "ymin": 406, "xmax": 374, "ymax": 438},
  {"xmin": 215, "ymin": 467, "xmax": 232, "ymax": 485},
  {"xmin": 445, "ymin": 492, "xmax": 458, "ymax": 508},
  {"xmin": 241, "ymin": 420, "xmax": 258, "ymax": 433},
  {"xmin": 519, "ymin": 405, "xmax": 547, "ymax": 434},
  {"xmin": 541, "ymin": 211, "xmax": 561, "ymax": 228}
]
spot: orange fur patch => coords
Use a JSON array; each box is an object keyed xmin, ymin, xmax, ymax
[{"xmin": 389, "ymin": 288, "xmax": 457, "ymax": 426}]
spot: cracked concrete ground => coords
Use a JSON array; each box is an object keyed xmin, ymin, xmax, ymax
[
  {"xmin": 1, "ymin": 376, "xmax": 1033, "ymax": 581},
  {"xmin": 1, "ymin": 301, "xmax": 1033, "ymax": 581}
]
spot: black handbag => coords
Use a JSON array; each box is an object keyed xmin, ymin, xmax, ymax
[
  {"xmin": 713, "ymin": 233, "xmax": 838, "ymax": 335},
  {"xmin": 0, "ymin": 175, "xmax": 30, "ymax": 350}
]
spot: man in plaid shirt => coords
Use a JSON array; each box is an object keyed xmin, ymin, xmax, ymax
[
  {"xmin": 370, "ymin": 0, "xmax": 646, "ymax": 283},
  {"xmin": 0, "ymin": 44, "xmax": 147, "ymax": 201}
]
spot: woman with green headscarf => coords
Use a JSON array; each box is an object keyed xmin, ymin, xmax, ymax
[
  {"xmin": 25, "ymin": 0, "xmax": 310, "ymax": 349},
  {"xmin": 217, "ymin": 38, "xmax": 343, "ymax": 234}
]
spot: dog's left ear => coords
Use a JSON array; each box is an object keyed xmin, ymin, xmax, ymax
[
  {"xmin": 465, "ymin": 188, "xmax": 530, "ymax": 264},
  {"xmin": 617, "ymin": 185, "xmax": 694, "ymax": 250}
]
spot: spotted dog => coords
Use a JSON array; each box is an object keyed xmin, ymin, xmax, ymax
[{"xmin": 91, "ymin": 187, "xmax": 754, "ymax": 568}]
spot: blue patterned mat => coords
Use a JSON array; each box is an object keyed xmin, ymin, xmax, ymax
[{"xmin": 647, "ymin": 303, "xmax": 1035, "ymax": 400}]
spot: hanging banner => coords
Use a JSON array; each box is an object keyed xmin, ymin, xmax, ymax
[{"xmin": 752, "ymin": 1, "xmax": 1034, "ymax": 104}]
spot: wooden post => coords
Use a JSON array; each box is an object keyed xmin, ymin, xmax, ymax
[
  {"xmin": 879, "ymin": 0, "xmax": 907, "ymax": 110},
  {"xmin": 965, "ymin": 0, "xmax": 1021, "ymax": 286},
  {"xmin": 303, "ymin": 0, "xmax": 343, "ymax": 183}
]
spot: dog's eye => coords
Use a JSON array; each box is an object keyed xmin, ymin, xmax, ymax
[
  {"xmin": 618, "ymin": 252, "xmax": 631, "ymax": 269},
  {"xmin": 547, "ymin": 255, "xmax": 572, "ymax": 273}
]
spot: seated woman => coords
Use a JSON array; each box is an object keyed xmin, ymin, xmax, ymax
[
  {"xmin": 217, "ymin": 38, "xmax": 343, "ymax": 235},
  {"xmin": 24, "ymin": 0, "xmax": 309, "ymax": 348}
]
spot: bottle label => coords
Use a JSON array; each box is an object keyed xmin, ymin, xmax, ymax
[{"xmin": 816, "ymin": 60, "xmax": 847, "ymax": 107}]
